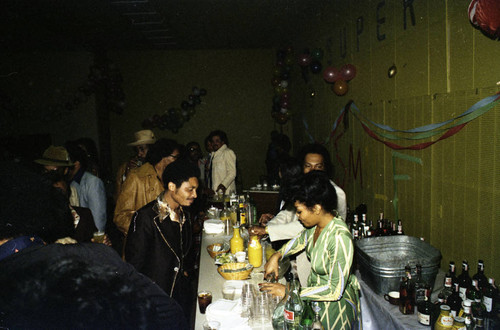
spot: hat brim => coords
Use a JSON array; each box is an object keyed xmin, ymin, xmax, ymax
[
  {"xmin": 128, "ymin": 139, "xmax": 156, "ymax": 146},
  {"xmin": 34, "ymin": 158, "xmax": 74, "ymax": 167}
]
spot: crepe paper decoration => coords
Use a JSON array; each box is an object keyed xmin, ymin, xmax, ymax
[
  {"xmin": 302, "ymin": 92, "xmax": 500, "ymax": 150},
  {"xmin": 392, "ymin": 151, "xmax": 423, "ymax": 221}
]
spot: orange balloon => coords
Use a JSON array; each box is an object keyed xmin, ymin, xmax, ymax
[{"xmin": 332, "ymin": 80, "xmax": 348, "ymax": 96}]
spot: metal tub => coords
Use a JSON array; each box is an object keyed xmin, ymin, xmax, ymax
[{"xmin": 355, "ymin": 235, "xmax": 442, "ymax": 295}]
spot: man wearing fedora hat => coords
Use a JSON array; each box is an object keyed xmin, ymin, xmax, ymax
[
  {"xmin": 34, "ymin": 145, "xmax": 79, "ymax": 207},
  {"xmin": 115, "ymin": 130, "xmax": 157, "ymax": 200}
]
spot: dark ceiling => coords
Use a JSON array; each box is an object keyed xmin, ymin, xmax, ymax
[{"xmin": 2, "ymin": 0, "xmax": 328, "ymax": 51}]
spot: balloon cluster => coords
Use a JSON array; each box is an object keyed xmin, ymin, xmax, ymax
[
  {"xmin": 271, "ymin": 47, "xmax": 294, "ymax": 125},
  {"xmin": 142, "ymin": 86, "xmax": 207, "ymax": 133},
  {"xmin": 297, "ymin": 48, "xmax": 357, "ymax": 96},
  {"xmin": 83, "ymin": 62, "xmax": 125, "ymax": 114}
]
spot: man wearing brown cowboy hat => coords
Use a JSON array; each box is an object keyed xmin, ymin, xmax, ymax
[
  {"xmin": 115, "ymin": 130, "xmax": 157, "ymax": 200},
  {"xmin": 34, "ymin": 145, "xmax": 79, "ymax": 207}
]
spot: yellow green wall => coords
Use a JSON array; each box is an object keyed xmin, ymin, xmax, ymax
[
  {"xmin": 108, "ymin": 49, "xmax": 291, "ymax": 190},
  {"xmin": 290, "ymin": 0, "xmax": 500, "ymax": 279}
]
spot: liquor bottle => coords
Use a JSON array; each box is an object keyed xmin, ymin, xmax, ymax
[
  {"xmin": 417, "ymin": 295, "xmax": 433, "ymax": 326},
  {"xmin": 375, "ymin": 217, "xmax": 384, "ymax": 237},
  {"xmin": 300, "ymin": 301, "xmax": 314, "ymax": 329},
  {"xmin": 230, "ymin": 223, "xmax": 244, "ymax": 254},
  {"xmin": 440, "ymin": 273, "xmax": 454, "ymax": 303},
  {"xmin": 311, "ymin": 302, "xmax": 324, "ymax": 330},
  {"xmin": 432, "ymin": 293, "xmax": 446, "ymax": 326},
  {"xmin": 284, "ymin": 274, "xmax": 304, "ymax": 329},
  {"xmin": 396, "ymin": 219, "xmax": 404, "ymax": 235},
  {"xmin": 470, "ymin": 281, "xmax": 486, "ymax": 324},
  {"xmin": 360, "ymin": 214, "xmax": 367, "ymax": 238},
  {"xmin": 472, "ymin": 260, "xmax": 488, "ymax": 292},
  {"xmin": 247, "ymin": 235, "xmax": 262, "ymax": 268},
  {"xmin": 447, "ymin": 283, "xmax": 463, "ymax": 317},
  {"xmin": 399, "ymin": 266, "xmax": 415, "ymax": 314},
  {"xmin": 351, "ymin": 215, "xmax": 359, "ymax": 240},
  {"xmin": 467, "ymin": 279, "xmax": 482, "ymax": 301},
  {"xmin": 273, "ymin": 272, "xmax": 293, "ymax": 329},
  {"xmin": 414, "ymin": 264, "xmax": 429, "ymax": 307},
  {"xmin": 458, "ymin": 260, "xmax": 472, "ymax": 301},
  {"xmin": 482, "ymin": 278, "xmax": 496, "ymax": 314},
  {"xmin": 434, "ymin": 305, "xmax": 454, "ymax": 329},
  {"xmin": 447, "ymin": 261, "xmax": 458, "ymax": 287},
  {"xmin": 463, "ymin": 299, "xmax": 474, "ymax": 329},
  {"xmin": 366, "ymin": 221, "xmax": 374, "ymax": 238}
]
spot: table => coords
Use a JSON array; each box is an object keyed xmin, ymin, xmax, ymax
[
  {"xmin": 358, "ymin": 269, "xmax": 445, "ymax": 330},
  {"xmin": 195, "ymin": 231, "xmax": 275, "ymax": 330},
  {"xmin": 244, "ymin": 190, "xmax": 280, "ymax": 215},
  {"xmin": 195, "ymin": 230, "xmax": 445, "ymax": 330}
]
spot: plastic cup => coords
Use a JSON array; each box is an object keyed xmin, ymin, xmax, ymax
[
  {"xmin": 93, "ymin": 231, "xmax": 105, "ymax": 243},
  {"xmin": 222, "ymin": 285, "xmax": 236, "ymax": 300},
  {"xmin": 203, "ymin": 321, "xmax": 221, "ymax": 330}
]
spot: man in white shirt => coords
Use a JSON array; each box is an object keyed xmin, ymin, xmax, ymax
[{"xmin": 208, "ymin": 130, "xmax": 237, "ymax": 195}]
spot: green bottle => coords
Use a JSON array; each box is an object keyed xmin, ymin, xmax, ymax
[{"xmin": 300, "ymin": 301, "xmax": 314, "ymax": 329}]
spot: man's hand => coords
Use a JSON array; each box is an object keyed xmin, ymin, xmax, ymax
[{"xmin": 259, "ymin": 213, "xmax": 274, "ymax": 225}]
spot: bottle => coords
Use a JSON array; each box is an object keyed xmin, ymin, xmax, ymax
[
  {"xmin": 247, "ymin": 235, "xmax": 262, "ymax": 268},
  {"xmin": 272, "ymin": 272, "xmax": 293, "ymax": 329},
  {"xmin": 434, "ymin": 305, "xmax": 454, "ymax": 329},
  {"xmin": 470, "ymin": 281, "xmax": 486, "ymax": 324},
  {"xmin": 472, "ymin": 260, "xmax": 488, "ymax": 292},
  {"xmin": 300, "ymin": 301, "xmax": 314, "ymax": 330},
  {"xmin": 418, "ymin": 295, "xmax": 433, "ymax": 326},
  {"xmin": 414, "ymin": 264, "xmax": 429, "ymax": 307},
  {"xmin": 396, "ymin": 219, "xmax": 404, "ymax": 235},
  {"xmin": 441, "ymin": 273, "xmax": 455, "ymax": 303},
  {"xmin": 463, "ymin": 299, "xmax": 474, "ymax": 329},
  {"xmin": 284, "ymin": 274, "xmax": 304, "ymax": 329},
  {"xmin": 311, "ymin": 302, "xmax": 324, "ymax": 330},
  {"xmin": 458, "ymin": 260, "xmax": 472, "ymax": 301},
  {"xmin": 452, "ymin": 316, "xmax": 466, "ymax": 329},
  {"xmin": 447, "ymin": 283, "xmax": 463, "ymax": 318},
  {"xmin": 230, "ymin": 223, "xmax": 244, "ymax": 254},
  {"xmin": 482, "ymin": 278, "xmax": 495, "ymax": 314},
  {"xmin": 399, "ymin": 266, "xmax": 415, "ymax": 314},
  {"xmin": 433, "ymin": 293, "xmax": 446, "ymax": 326},
  {"xmin": 220, "ymin": 204, "xmax": 232, "ymax": 236},
  {"xmin": 448, "ymin": 261, "xmax": 458, "ymax": 287},
  {"xmin": 351, "ymin": 214, "xmax": 359, "ymax": 240},
  {"xmin": 238, "ymin": 197, "xmax": 247, "ymax": 225}
]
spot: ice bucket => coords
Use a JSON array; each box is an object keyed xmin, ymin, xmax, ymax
[{"xmin": 355, "ymin": 235, "xmax": 441, "ymax": 295}]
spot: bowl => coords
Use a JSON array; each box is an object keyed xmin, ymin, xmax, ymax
[
  {"xmin": 207, "ymin": 243, "xmax": 230, "ymax": 258},
  {"xmin": 217, "ymin": 262, "xmax": 253, "ymax": 280}
]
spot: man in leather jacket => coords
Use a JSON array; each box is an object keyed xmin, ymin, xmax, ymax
[{"xmin": 125, "ymin": 159, "xmax": 200, "ymax": 324}]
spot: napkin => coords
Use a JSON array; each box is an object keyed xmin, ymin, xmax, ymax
[
  {"xmin": 203, "ymin": 219, "xmax": 225, "ymax": 234},
  {"xmin": 206, "ymin": 299, "xmax": 251, "ymax": 330}
]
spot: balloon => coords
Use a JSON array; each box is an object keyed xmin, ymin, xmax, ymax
[
  {"xmin": 280, "ymin": 72, "xmax": 290, "ymax": 80},
  {"xmin": 188, "ymin": 94, "xmax": 195, "ymax": 100},
  {"xmin": 271, "ymin": 77, "xmax": 280, "ymax": 87},
  {"xmin": 284, "ymin": 54, "xmax": 294, "ymax": 66},
  {"xmin": 181, "ymin": 101, "xmax": 189, "ymax": 110},
  {"xmin": 310, "ymin": 61, "xmax": 322, "ymax": 74},
  {"xmin": 276, "ymin": 59, "xmax": 284, "ymax": 67},
  {"xmin": 285, "ymin": 46, "xmax": 294, "ymax": 54},
  {"xmin": 469, "ymin": 0, "xmax": 500, "ymax": 38},
  {"xmin": 192, "ymin": 87, "xmax": 200, "ymax": 96},
  {"xmin": 280, "ymin": 80, "xmax": 289, "ymax": 88},
  {"xmin": 340, "ymin": 64, "xmax": 357, "ymax": 81},
  {"xmin": 273, "ymin": 67, "xmax": 282, "ymax": 77},
  {"xmin": 281, "ymin": 92, "xmax": 289, "ymax": 101},
  {"xmin": 276, "ymin": 49, "xmax": 286, "ymax": 60},
  {"xmin": 323, "ymin": 66, "xmax": 340, "ymax": 83},
  {"xmin": 280, "ymin": 99, "xmax": 289, "ymax": 108},
  {"xmin": 275, "ymin": 113, "xmax": 288, "ymax": 125},
  {"xmin": 388, "ymin": 65, "xmax": 397, "ymax": 78},
  {"xmin": 199, "ymin": 88, "xmax": 207, "ymax": 96},
  {"xmin": 332, "ymin": 80, "xmax": 348, "ymax": 96},
  {"xmin": 297, "ymin": 54, "xmax": 312, "ymax": 67},
  {"xmin": 311, "ymin": 48, "xmax": 324, "ymax": 60}
]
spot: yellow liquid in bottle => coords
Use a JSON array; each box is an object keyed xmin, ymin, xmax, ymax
[
  {"xmin": 230, "ymin": 226, "xmax": 244, "ymax": 254},
  {"xmin": 248, "ymin": 236, "xmax": 262, "ymax": 268}
]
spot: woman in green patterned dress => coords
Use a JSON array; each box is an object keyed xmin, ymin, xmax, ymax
[{"xmin": 260, "ymin": 171, "xmax": 360, "ymax": 329}]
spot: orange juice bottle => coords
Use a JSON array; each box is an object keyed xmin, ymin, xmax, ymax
[
  {"xmin": 230, "ymin": 224, "xmax": 244, "ymax": 254},
  {"xmin": 248, "ymin": 235, "xmax": 262, "ymax": 268}
]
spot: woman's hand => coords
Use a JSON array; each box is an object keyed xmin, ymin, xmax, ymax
[
  {"xmin": 249, "ymin": 225, "xmax": 266, "ymax": 237},
  {"xmin": 264, "ymin": 252, "xmax": 281, "ymax": 280},
  {"xmin": 258, "ymin": 282, "xmax": 286, "ymax": 298},
  {"xmin": 259, "ymin": 213, "xmax": 274, "ymax": 225}
]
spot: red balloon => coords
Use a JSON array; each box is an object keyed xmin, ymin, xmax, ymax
[
  {"xmin": 275, "ymin": 113, "xmax": 288, "ymax": 125},
  {"xmin": 332, "ymin": 80, "xmax": 348, "ymax": 96},
  {"xmin": 323, "ymin": 66, "xmax": 340, "ymax": 83},
  {"xmin": 297, "ymin": 54, "xmax": 312, "ymax": 67},
  {"xmin": 271, "ymin": 77, "xmax": 280, "ymax": 87},
  {"xmin": 340, "ymin": 64, "xmax": 357, "ymax": 81},
  {"xmin": 469, "ymin": 0, "xmax": 500, "ymax": 38},
  {"xmin": 280, "ymin": 99, "xmax": 289, "ymax": 108}
]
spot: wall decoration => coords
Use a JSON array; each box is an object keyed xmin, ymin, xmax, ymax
[
  {"xmin": 392, "ymin": 151, "xmax": 422, "ymax": 221},
  {"xmin": 142, "ymin": 86, "xmax": 207, "ymax": 133},
  {"xmin": 302, "ymin": 91, "xmax": 500, "ymax": 149},
  {"xmin": 468, "ymin": 0, "xmax": 500, "ymax": 39},
  {"xmin": 271, "ymin": 48, "xmax": 294, "ymax": 125}
]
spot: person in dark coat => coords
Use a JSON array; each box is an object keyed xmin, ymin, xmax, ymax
[
  {"xmin": 125, "ymin": 159, "xmax": 200, "ymax": 324},
  {"xmin": 0, "ymin": 161, "xmax": 188, "ymax": 330}
]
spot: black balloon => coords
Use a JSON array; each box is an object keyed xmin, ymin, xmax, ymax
[
  {"xmin": 200, "ymin": 88, "xmax": 207, "ymax": 96},
  {"xmin": 310, "ymin": 61, "xmax": 322, "ymax": 74},
  {"xmin": 181, "ymin": 101, "xmax": 189, "ymax": 110}
]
